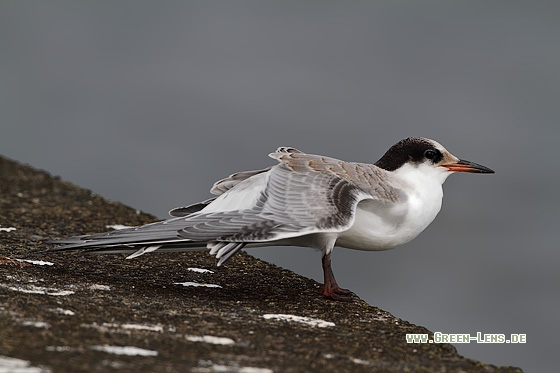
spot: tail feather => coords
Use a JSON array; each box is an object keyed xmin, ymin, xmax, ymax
[
  {"xmin": 47, "ymin": 217, "xmax": 191, "ymax": 251},
  {"xmin": 126, "ymin": 245, "xmax": 162, "ymax": 259},
  {"xmin": 48, "ymin": 207, "xmax": 252, "ymax": 264},
  {"xmin": 74, "ymin": 243, "xmax": 210, "ymax": 256}
]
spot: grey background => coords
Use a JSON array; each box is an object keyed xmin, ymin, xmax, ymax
[{"xmin": 1, "ymin": 2, "xmax": 558, "ymax": 371}]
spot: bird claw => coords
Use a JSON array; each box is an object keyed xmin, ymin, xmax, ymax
[{"xmin": 322, "ymin": 284, "xmax": 355, "ymax": 302}]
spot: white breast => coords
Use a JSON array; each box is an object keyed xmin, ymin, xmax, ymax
[{"xmin": 337, "ymin": 163, "xmax": 448, "ymax": 251}]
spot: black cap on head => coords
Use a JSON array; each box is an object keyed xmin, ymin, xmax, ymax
[{"xmin": 375, "ymin": 137, "xmax": 443, "ymax": 171}]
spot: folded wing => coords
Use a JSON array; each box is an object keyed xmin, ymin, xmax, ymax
[{"xmin": 49, "ymin": 147, "xmax": 402, "ymax": 265}]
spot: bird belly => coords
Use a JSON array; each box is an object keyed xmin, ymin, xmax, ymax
[
  {"xmin": 336, "ymin": 193, "xmax": 442, "ymax": 251},
  {"xmin": 336, "ymin": 206, "xmax": 407, "ymax": 251}
]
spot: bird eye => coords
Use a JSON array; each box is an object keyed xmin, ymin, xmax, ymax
[{"xmin": 424, "ymin": 150, "xmax": 437, "ymax": 160}]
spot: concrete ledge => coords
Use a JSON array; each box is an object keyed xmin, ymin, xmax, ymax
[{"xmin": 0, "ymin": 155, "xmax": 522, "ymax": 372}]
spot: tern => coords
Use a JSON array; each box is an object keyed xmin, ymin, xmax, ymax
[{"xmin": 49, "ymin": 137, "xmax": 494, "ymax": 301}]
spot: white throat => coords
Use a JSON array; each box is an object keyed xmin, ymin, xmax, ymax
[
  {"xmin": 387, "ymin": 162, "xmax": 450, "ymax": 242},
  {"xmin": 392, "ymin": 162, "xmax": 451, "ymax": 193}
]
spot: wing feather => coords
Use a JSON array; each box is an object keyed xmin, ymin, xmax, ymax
[
  {"xmin": 50, "ymin": 147, "xmax": 404, "ymax": 266},
  {"xmin": 169, "ymin": 197, "xmax": 216, "ymax": 217},
  {"xmin": 177, "ymin": 162, "xmax": 370, "ymax": 242},
  {"xmin": 210, "ymin": 167, "xmax": 272, "ymax": 195},
  {"xmin": 269, "ymin": 147, "xmax": 402, "ymax": 203}
]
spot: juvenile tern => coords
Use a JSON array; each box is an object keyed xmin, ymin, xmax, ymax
[{"xmin": 49, "ymin": 137, "xmax": 494, "ymax": 301}]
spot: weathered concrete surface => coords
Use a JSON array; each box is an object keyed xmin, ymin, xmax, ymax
[{"xmin": 0, "ymin": 155, "xmax": 522, "ymax": 373}]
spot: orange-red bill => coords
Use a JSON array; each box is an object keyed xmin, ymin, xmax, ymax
[{"xmin": 444, "ymin": 159, "xmax": 495, "ymax": 173}]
